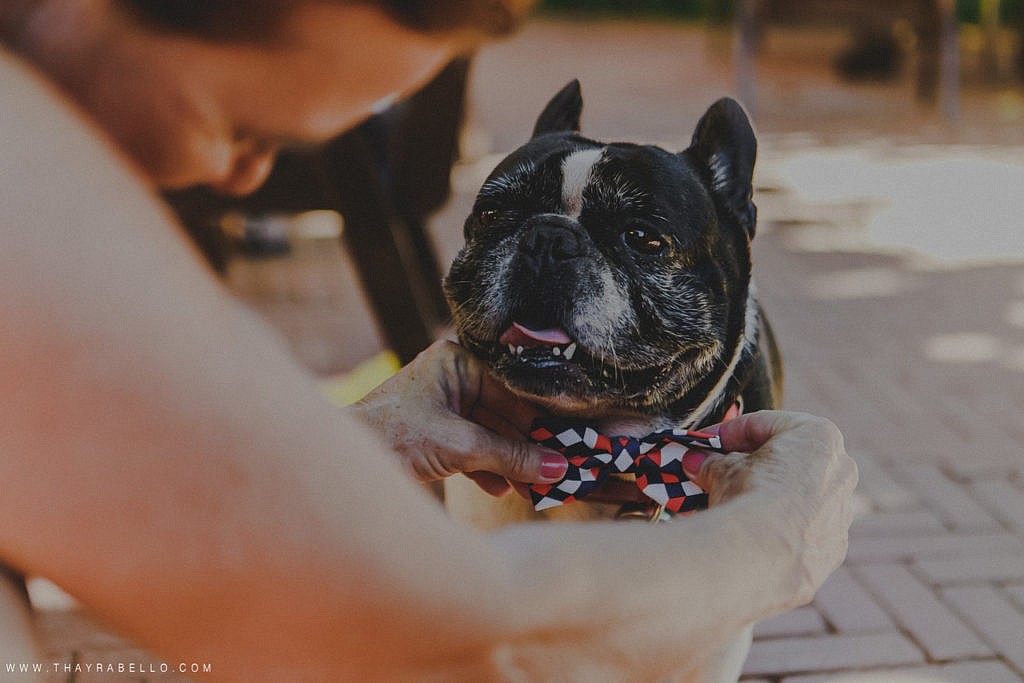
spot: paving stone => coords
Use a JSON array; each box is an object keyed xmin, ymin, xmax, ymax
[
  {"xmin": 781, "ymin": 660, "xmax": 1024, "ymax": 683},
  {"xmin": 846, "ymin": 451, "xmax": 920, "ymax": 514},
  {"xmin": 970, "ymin": 479, "xmax": 1024, "ymax": 531},
  {"xmin": 942, "ymin": 584, "xmax": 1024, "ymax": 674},
  {"xmin": 742, "ymin": 632, "xmax": 923, "ymax": 677},
  {"xmin": 754, "ymin": 606, "xmax": 828, "ymax": 639},
  {"xmin": 889, "ymin": 465, "xmax": 1002, "ymax": 532},
  {"xmin": 928, "ymin": 398, "xmax": 1024, "ymax": 476},
  {"xmin": 850, "ymin": 510, "xmax": 946, "ymax": 537},
  {"xmin": 846, "ymin": 532, "xmax": 1024, "ymax": 563},
  {"xmin": 914, "ymin": 552, "xmax": 1024, "ymax": 585},
  {"xmin": 812, "ymin": 567, "xmax": 893, "ymax": 634},
  {"xmin": 853, "ymin": 564, "xmax": 991, "ymax": 661},
  {"xmin": 946, "ymin": 442, "xmax": 1024, "ymax": 478},
  {"xmin": 1005, "ymin": 584, "xmax": 1024, "ymax": 611}
]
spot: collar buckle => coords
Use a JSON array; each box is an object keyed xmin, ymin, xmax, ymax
[{"xmin": 615, "ymin": 501, "xmax": 667, "ymax": 523}]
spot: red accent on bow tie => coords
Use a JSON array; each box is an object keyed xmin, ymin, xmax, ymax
[{"xmin": 527, "ymin": 419, "xmax": 725, "ymax": 514}]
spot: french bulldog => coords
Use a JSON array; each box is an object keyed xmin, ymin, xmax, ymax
[
  {"xmin": 445, "ymin": 78, "xmax": 781, "ymax": 503},
  {"xmin": 442, "ymin": 81, "xmax": 783, "ymax": 680}
]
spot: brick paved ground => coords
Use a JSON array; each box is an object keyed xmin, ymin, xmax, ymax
[
  {"xmin": 736, "ymin": 152, "xmax": 1024, "ymax": 681},
  {"xmin": 32, "ymin": 18, "xmax": 1024, "ymax": 682}
]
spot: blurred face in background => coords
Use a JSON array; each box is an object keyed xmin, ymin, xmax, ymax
[{"xmin": 14, "ymin": 0, "xmax": 461, "ymax": 194}]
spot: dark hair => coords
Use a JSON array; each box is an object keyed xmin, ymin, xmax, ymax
[
  {"xmin": 122, "ymin": 0, "xmax": 533, "ymax": 40},
  {"xmin": 118, "ymin": 1, "xmax": 288, "ymax": 40},
  {"xmin": 384, "ymin": 0, "xmax": 532, "ymax": 35}
]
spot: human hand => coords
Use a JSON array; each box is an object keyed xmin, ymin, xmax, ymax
[
  {"xmin": 349, "ymin": 340, "xmax": 568, "ymax": 496},
  {"xmin": 682, "ymin": 410, "xmax": 858, "ymax": 608}
]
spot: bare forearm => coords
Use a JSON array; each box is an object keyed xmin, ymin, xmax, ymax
[
  {"xmin": 485, "ymin": 499, "xmax": 795, "ymax": 680},
  {"xmin": 0, "ymin": 53, "xmax": 504, "ymax": 676},
  {"xmin": 0, "ymin": 294, "xmax": 510, "ymax": 677}
]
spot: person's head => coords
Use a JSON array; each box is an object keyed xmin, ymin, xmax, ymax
[{"xmin": 0, "ymin": 0, "xmax": 533, "ymax": 194}]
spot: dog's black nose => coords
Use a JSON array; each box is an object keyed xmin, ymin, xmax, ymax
[{"xmin": 519, "ymin": 217, "xmax": 587, "ymax": 276}]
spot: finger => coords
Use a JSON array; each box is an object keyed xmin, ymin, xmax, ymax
[
  {"xmin": 683, "ymin": 449, "xmax": 752, "ymax": 504},
  {"xmin": 450, "ymin": 419, "xmax": 568, "ymax": 484},
  {"xmin": 465, "ymin": 471, "xmax": 513, "ymax": 497},
  {"xmin": 681, "ymin": 449, "xmax": 710, "ymax": 487},
  {"xmin": 682, "ymin": 449, "xmax": 738, "ymax": 493},
  {"xmin": 436, "ymin": 340, "xmax": 488, "ymax": 417},
  {"xmin": 471, "ymin": 404, "xmax": 530, "ymax": 442},
  {"xmin": 706, "ymin": 410, "xmax": 796, "ymax": 453}
]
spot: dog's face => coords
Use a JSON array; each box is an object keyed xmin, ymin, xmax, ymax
[{"xmin": 445, "ymin": 81, "xmax": 758, "ymax": 419}]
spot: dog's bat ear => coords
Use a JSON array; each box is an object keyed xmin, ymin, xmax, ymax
[
  {"xmin": 687, "ymin": 98, "xmax": 758, "ymax": 239},
  {"xmin": 531, "ymin": 79, "xmax": 583, "ymax": 138}
]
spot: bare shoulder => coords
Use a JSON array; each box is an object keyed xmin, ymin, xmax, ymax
[
  {"xmin": 0, "ymin": 46, "xmax": 171, "ymax": 243},
  {"xmin": 0, "ymin": 45, "xmax": 223, "ymax": 386},
  {"xmin": 0, "ymin": 46, "xmax": 206, "ymax": 304},
  {"xmin": 1, "ymin": 46, "xmax": 119, "ymax": 182}
]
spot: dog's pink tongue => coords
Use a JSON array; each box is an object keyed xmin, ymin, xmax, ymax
[{"xmin": 499, "ymin": 322, "xmax": 572, "ymax": 347}]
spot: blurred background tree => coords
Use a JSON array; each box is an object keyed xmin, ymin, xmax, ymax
[
  {"xmin": 538, "ymin": 0, "xmax": 1024, "ymax": 81},
  {"xmin": 539, "ymin": 0, "xmax": 730, "ymax": 21},
  {"xmin": 538, "ymin": 0, "xmax": 1024, "ymax": 25}
]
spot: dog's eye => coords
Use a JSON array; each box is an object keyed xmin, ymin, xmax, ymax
[
  {"xmin": 478, "ymin": 209, "xmax": 500, "ymax": 228},
  {"xmin": 622, "ymin": 228, "xmax": 666, "ymax": 255}
]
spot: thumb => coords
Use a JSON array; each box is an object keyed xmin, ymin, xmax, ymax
[
  {"xmin": 460, "ymin": 424, "xmax": 569, "ymax": 484},
  {"xmin": 682, "ymin": 449, "xmax": 713, "ymax": 491},
  {"xmin": 682, "ymin": 448, "xmax": 751, "ymax": 504}
]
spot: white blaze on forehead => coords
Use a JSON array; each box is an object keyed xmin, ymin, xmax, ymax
[{"xmin": 560, "ymin": 147, "xmax": 604, "ymax": 218}]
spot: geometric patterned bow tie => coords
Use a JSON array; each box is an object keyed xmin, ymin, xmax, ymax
[{"xmin": 527, "ymin": 418, "xmax": 723, "ymax": 514}]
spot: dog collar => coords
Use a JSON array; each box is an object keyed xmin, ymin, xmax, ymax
[{"xmin": 528, "ymin": 402, "xmax": 740, "ymax": 522}]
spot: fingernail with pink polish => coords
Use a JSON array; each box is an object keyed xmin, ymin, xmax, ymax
[
  {"xmin": 682, "ymin": 450, "xmax": 707, "ymax": 479},
  {"xmin": 540, "ymin": 452, "xmax": 568, "ymax": 481}
]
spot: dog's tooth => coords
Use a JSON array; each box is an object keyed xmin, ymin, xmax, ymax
[
  {"xmin": 508, "ymin": 344, "xmax": 516, "ymax": 355},
  {"xmin": 563, "ymin": 343, "xmax": 577, "ymax": 360},
  {"xmin": 552, "ymin": 346, "xmax": 561, "ymax": 356},
  {"xmin": 516, "ymin": 346, "xmax": 524, "ymax": 356}
]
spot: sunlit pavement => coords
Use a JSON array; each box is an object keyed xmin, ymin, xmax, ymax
[
  {"xmin": 735, "ymin": 141, "xmax": 1024, "ymax": 681},
  {"xmin": 34, "ymin": 18, "xmax": 1024, "ymax": 682}
]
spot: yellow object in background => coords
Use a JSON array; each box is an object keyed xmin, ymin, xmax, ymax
[{"xmin": 320, "ymin": 351, "xmax": 401, "ymax": 406}]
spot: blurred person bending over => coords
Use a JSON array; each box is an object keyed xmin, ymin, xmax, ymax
[{"xmin": 0, "ymin": 1, "xmax": 856, "ymax": 679}]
